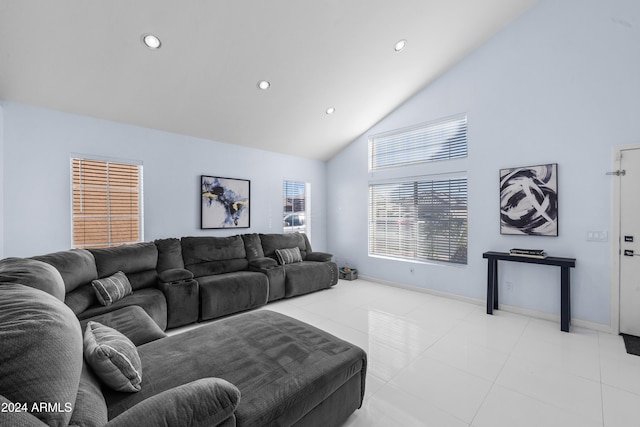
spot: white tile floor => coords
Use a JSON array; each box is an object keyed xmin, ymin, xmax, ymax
[
  {"xmin": 175, "ymin": 278, "xmax": 640, "ymax": 427},
  {"xmin": 265, "ymin": 279, "xmax": 640, "ymax": 427}
]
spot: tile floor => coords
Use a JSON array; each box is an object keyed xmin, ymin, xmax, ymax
[{"xmin": 176, "ymin": 278, "xmax": 640, "ymax": 427}]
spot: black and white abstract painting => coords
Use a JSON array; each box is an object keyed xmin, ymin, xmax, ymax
[
  {"xmin": 201, "ymin": 176, "xmax": 250, "ymax": 229},
  {"xmin": 499, "ymin": 164, "xmax": 558, "ymax": 236}
]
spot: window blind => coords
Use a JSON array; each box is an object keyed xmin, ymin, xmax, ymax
[
  {"xmin": 283, "ymin": 180, "xmax": 307, "ymax": 234},
  {"xmin": 369, "ymin": 113, "xmax": 467, "ymax": 170},
  {"xmin": 369, "ymin": 178, "xmax": 467, "ymax": 264},
  {"xmin": 72, "ymin": 158, "xmax": 142, "ymax": 248}
]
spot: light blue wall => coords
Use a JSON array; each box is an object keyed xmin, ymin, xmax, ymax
[
  {"xmin": 327, "ymin": 0, "xmax": 640, "ymax": 326},
  {"xmin": 0, "ymin": 101, "xmax": 328, "ymax": 257}
]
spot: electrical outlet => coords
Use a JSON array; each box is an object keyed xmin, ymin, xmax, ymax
[
  {"xmin": 506, "ymin": 281, "xmax": 513, "ymax": 292},
  {"xmin": 410, "ymin": 267, "xmax": 414, "ymax": 274}
]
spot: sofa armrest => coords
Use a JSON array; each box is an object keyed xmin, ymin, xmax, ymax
[
  {"xmin": 305, "ymin": 252, "xmax": 333, "ymax": 262},
  {"xmin": 157, "ymin": 278, "xmax": 199, "ymax": 329},
  {"xmin": 105, "ymin": 378, "xmax": 241, "ymax": 427},
  {"xmin": 249, "ymin": 257, "xmax": 278, "ymax": 270},
  {"xmin": 158, "ymin": 268, "xmax": 194, "ymax": 284}
]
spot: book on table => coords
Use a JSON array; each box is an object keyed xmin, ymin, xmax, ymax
[{"xmin": 509, "ymin": 248, "xmax": 547, "ymax": 259}]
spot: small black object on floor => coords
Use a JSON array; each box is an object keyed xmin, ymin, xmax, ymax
[{"xmin": 621, "ymin": 334, "xmax": 640, "ymax": 356}]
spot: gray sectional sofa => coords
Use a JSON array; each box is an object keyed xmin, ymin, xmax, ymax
[
  {"xmin": 0, "ymin": 232, "xmax": 362, "ymax": 426},
  {"xmin": 31, "ymin": 232, "xmax": 338, "ymax": 331}
]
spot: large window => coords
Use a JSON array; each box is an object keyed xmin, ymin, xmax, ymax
[
  {"xmin": 369, "ymin": 178, "xmax": 467, "ymax": 264},
  {"xmin": 283, "ymin": 180, "xmax": 308, "ymax": 235},
  {"xmin": 71, "ymin": 157, "xmax": 143, "ymax": 248},
  {"xmin": 368, "ymin": 114, "xmax": 468, "ymax": 265}
]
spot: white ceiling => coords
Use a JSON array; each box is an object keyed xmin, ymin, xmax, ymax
[{"xmin": 0, "ymin": 0, "xmax": 534, "ymax": 161}]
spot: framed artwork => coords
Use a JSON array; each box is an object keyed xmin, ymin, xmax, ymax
[
  {"xmin": 201, "ymin": 175, "xmax": 250, "ymax": 229},
  {"xmin": 499, "ymin": 163, "xmax": 558, "ymax": 236}
]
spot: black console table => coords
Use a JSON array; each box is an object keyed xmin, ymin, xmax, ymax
[{"xmin": 482, "ymin": 251, "xmax": 576, "ymax": 332}]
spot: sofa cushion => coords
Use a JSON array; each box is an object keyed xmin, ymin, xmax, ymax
[
  {"xmin": 275, "ymin": 247, "xmax": 303, "ymax": 265},
  {"xmin": 33, "ymin": 249, "xmax": 98, "ymax": 293},
  {"xmin": 84, "ymin": 321, "xmax": 143, "ymax": 393},
  {"xmin": 182, "ymin": 236, "xmax": 249, "ymax": 277},
  {"xmin": 89, "ymin": 242, "xmax": 158, "ymax": 280},
  {"xmin": 260, "ymin": 233, "xmax": 308, "ymax": 260},
  {"xmin": 78, "ymin": 288, "xmax": 168, "ymax": 331},
  {"xmin": 242, "ymin": 233, "xmax": 265, "ymax": 260},
  {"xmin": 0, "ymin": 284, "xmax": 83, "ymax": 426},
  {"xmin": 92, "ymin": 271, "xmax": 133, "ymax": 306},
  {"xmin": 65, "ymin": 283, "xmax": 99, "ymax": 315},
  {"xmin": 0, "ymin": 257, "xmax": 66, "ymax": 301},
  {"xmin": 154, "ymin": 238, "xmax": 185, "ymax": 271},
  {"xmin": 198, "ymin": 271, "xmax": 268, "ymax": 321},
  {"xmin": 80, "ymin": 305, "xmax": 167, "ymax": 347},
  {"xmin": 126, "ymin": 269, "xmax": 159, "ymax": 291}
]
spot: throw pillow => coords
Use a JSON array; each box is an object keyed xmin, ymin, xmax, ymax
[
  {"xmin": 275, "ymin": 247, "xmax": 303, "ymax": 265},
  {"xmin": 83, "ymin": 321, "xmax": 142, "ymax": 393},
  {"xmin": 91, "ymin": 271, "xmax": 132, "ymax": 306}
]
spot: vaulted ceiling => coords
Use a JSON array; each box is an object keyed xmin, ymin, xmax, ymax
[{"xmin": 0, "ymin": 0, "xmax": 534, "ymax": 160}]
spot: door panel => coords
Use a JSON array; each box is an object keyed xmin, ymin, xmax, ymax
[{"xmin": 620, "ymin": 148, "xmax": 640, "ymax": 336}]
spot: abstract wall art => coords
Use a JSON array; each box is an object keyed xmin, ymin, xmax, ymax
[
  {"xmin": 499, "ymin": 163, "xmax": 558, "ymax": 236},
  {"xmin": 201, "ymin": 175, "xmax": 250, "ymax": 229}
]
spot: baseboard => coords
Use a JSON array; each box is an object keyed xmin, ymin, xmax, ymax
[
  {"xmin": 358, "ymin": 275, "xmax": 614, "ymax": 334},
  {"xmin": 358, "ymin": 275, "xmax": 484, "ymax": 307}
]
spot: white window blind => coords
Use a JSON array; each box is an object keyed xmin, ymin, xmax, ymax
[
  {"xmin": 72, "ymin": 158, "xmax": 143, "ymax": 248},
  {"xmin": 369, "ymin": 113, "xmax": 467, "ymax": 170},
  {"xmin": 369, "ymin": 178, "xmax": 467, "ymax": 264},
  {"xmin": 283, "ymin": 180, "xmax": 307, "ymax": 234}
]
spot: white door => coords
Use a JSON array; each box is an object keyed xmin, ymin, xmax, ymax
[{"xmin": 620, "ymin": 148, "xmax": 640, "ymax": 336}]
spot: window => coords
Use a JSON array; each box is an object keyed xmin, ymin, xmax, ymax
[
  {"xmin": 369, "ymin": 178, "xmax": 467, "ymax": 264},
  {"xmin": 368, "ymin": 113, "xmax": 468, "ymax": 265},
  {"xmin": 283, "ymin": 180, "xmax": 308, "ymax": 235},
  {"xmin": 369, "ymin": 113, "xmax": 467, "ymax": 170},
  {"xmin": 71, "ymin": 157, "xmax": 143, "ymax": 248}
]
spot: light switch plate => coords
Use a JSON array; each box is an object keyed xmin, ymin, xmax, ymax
[{"xmin": 587, "ymin": 231, "xmax": 608, "ymax": 242}]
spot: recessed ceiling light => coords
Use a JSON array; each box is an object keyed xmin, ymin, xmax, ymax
[
  {"xmin": 394, "ymin": 39, "xmax": 407, "ymax": 52},
  {"xmin": 257, "ymin": 80, "xmax": 271, "ymax": 90},
  {"xmin": 142, "ymin": 34, "xmax": 162, "ymax": 49},
  {"xmin": 326, "ymin": 107, "xmax": 336, "ymax": 115}
]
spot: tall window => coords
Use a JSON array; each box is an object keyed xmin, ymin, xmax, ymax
[
  {"xmin": 368, "ymin": 114, "xmax": 467, "ymax": 265},
  {"xmin": 72, "ymin": 157, "xmax": 143, "ymax": 248},
  {"xmin": 283, "ymin": 180, "xmax": 308, "ymax": 235}
]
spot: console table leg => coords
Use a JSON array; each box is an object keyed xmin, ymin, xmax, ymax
[
  {"xmin": 493, "ymin": 259, "xmax": 499, "ymax": 310},
  {"xmin": 487, "ymin": 259, "xmax": 497, "ymax": 314},
  {"xmin": 561, "ymin": 266, "xmax": 571, "ymax": 332}
]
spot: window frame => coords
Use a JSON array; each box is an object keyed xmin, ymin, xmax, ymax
[{"xmin": 70, "ymin": 155, "xmax": 144, "ymax": 249}]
